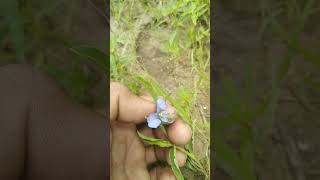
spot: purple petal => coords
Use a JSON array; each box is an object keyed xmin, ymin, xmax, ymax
[
  {"xmin": 147, "ymin": 113, "xmax": 161, "ymax": 128},
  {"xmin": 156, "ymin": 97, "xmax": 167, "ymax": 112}
]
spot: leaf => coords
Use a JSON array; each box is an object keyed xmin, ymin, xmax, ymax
[
  {"xmin": 0, "ymin": 0, "xmax": 24, "ymax": 62},
  {"xmin": 36, "ymin": 0, "xmax": 62, "ymax": 20},
  {"xmin": 215, "ymin": 136, "xmax": 242, "ymax": 179},
  {"xmin": 185, "ymin": 158, "xmax": 198, "ymax": 172},
  {"xmin": 137, "ymin": 131, "xmax": 172, "ymax": 148},
  {"xmin": 110, "ymin": 54, "xmax": 119, "ymax": 79},
  {"xmin": 69, "ymin": 46, "xmax": 108, "ymax": 71},
  {"xmin": 137, "ymin": 131, "xmax": 204, "ymax": 178},
  {"xmin": 44, "ymin": 64, "xmax": 90, "ymax": 102},
  {"xmin": 289, "ymin": 41, "xmax": 320, "ymax": 67},
  {"xmin": 239, "ymin": 131, "xmax": 256, "ymax": 180},
  {"xmin": 169, "ymin": 145, "xmax": 184, "ymax": 180},
  {"xmin": 133, "ymin": 75, "xmax": 168, "ymax": 101}
]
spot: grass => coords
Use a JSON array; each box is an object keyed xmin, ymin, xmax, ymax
[
  {"xmin": 0, "ymin": 0, "xmax": 210, "ymax": 179},
  {"xmin": 0, "ymin": 0, "xmax": 107, "ymax": 109},
  {"xmin": 215, "ymin": 0, "xmax": 320, "ymax": 180},
  {"xmin": 111, "ymin": 0, "xmax": 210, "ymax": 179},
  {"xmin": 7, "ymin": 0, "xmax": 319, "ymax": 179}
]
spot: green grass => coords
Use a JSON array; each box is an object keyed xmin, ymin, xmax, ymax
[
  {"xmin": 215, "ymin": 0, "xmax": 320, "ymax": 180},
  {"xmin": 0, "ymin": 0, "xmax": 107, "ymax": 109},
  {"xmin": 111, "ymin": 0, "xmax": 210, "ymax": 179}
]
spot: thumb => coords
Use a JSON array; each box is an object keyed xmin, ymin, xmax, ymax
[{"xmin": 110, "ymin": 82, "xmax": 156, "ymax": 123}]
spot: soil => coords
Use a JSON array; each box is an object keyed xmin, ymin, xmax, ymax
[{"xmin": 215, "ymin": 1, "xmax": 320, "ymax": 180}]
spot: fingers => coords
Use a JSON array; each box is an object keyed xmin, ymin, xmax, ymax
[
  {"xmin": 152, "ymin": 119, "xmax": 191, "ymax": 167},
  {"xmin": 139, "ymin": 125, "xmax": 154, "ymax": 138},
  {"xmin": 150, "ymin": 167, "xmax": 176, "ymax": 180},
  {"xmin": 166, "ymin": 149, "xmax": 187, "ymax": 167},
  {"xmin": 167, "ymin": 118, "xmax": 192, "ymax": 146},
  {"xmin": 145, "ymin": 135, "xmax": 188, "ymax": 167},
  {"xmin": 110, "ymin": 82, "xmax": 156, "ymax": 123},
  {"xmin": 139, "ymin": 92, "xmax": 191, "ymax": 168},
  {"xmin": 140, "ymin": 93, "xmax": 154, "ymax": 102},
  {"xmin": 145, "ymin": 146, "xmax": 157, "ymax": 164},
  {"xmin": 140, "ymin": 94, "xmax": 192, "ymax": 146},
  {"xmin": 153, "ymin": 147, "xmax": 187, "ymax": 167}
]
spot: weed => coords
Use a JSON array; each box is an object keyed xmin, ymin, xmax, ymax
[
  {"xmin": 111, "ymin": 0, "xmax": 210, "ymax": 179},
  {"xmin": 215, "ymin": 0, "xmax": 320, "ymax": 179},
  {"xmin": 0, "ymin": 0, "xmax": 107, "ymax": 108}
]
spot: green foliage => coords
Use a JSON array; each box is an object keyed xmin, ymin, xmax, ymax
[
  {"xmin": 215, "ymin": 0, "xmax": 320, "ymax": 179},
  {"xmin": 69, "ymin": 46, "xmax": 108, "ymax": 72},
  {"xmin": 137, "ymin": 129, "xmax": 206, "ymax": 179},
  {"xmin": 0, "ymin": 0, "xmax": 106, "ymax": 107},
  {"xmin": 0, "ymin": 0, "xmax": 24, "ymax": 62},
  {"xmin": 170, "ymin": 145, "xmax": 185, "ymax": 180},
  {"xmin": 137, "ymin": 131, "xmax": 172, "ymax": 148},
  {"xmin": 111, "ymin": 0, "xmax": 210, "ymax": 179}
]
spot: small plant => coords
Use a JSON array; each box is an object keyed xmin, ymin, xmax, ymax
[
  {"xmin": 111, "ymin": 0, "xmax": 210, "ymax": 179},
  {"xmin": 215, "ymin": 0, "xmax": 320, "ymax": 179}
]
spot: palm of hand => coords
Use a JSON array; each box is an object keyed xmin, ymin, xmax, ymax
[
  {"xmin": 111, "ymin": 121, "xmax": 150, "ymax": 179},
  {"xmin": 110, "ymin": 82, "xmax": 191, "ymax": 180}
]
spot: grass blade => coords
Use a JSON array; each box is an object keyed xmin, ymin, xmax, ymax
[
  {"xmin": 169, "ymin": 145, "xmax": 185, "ymax": 180},
  {"xmin": 69, "ymin": 46, "xmax": 108, "ymax": 71},
  {"xmin": 137, "ymin": 131, "xmax": 172, "ymax": 148}
]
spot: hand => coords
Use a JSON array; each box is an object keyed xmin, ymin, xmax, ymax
[{"xmin": 110, "ymin": 82, "xmax": 192, "ymax": 180}]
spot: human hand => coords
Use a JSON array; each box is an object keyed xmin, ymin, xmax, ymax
[{"xmin": 110, "ymin": 82, "xmax": 192, "ymax": 180}]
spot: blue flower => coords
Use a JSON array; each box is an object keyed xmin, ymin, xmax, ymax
[
  {"xmin": 147, "ymin": 113, "xmax": 161, "ymax": 128},
  {"xmin": 156, "ymin": 97, "xmax": 166, "ymax": 113},
  {"xmin": 146, "ymin": 96, "xmax": 177, "ymax": 128}
]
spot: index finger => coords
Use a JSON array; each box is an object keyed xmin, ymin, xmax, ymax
[{"xmin": 110, "ymin": 82, "xmax": 156, "ymax": 123}]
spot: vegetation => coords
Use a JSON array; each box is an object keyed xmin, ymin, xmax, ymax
[
  {"xmin": 111, "ymin": 0, "xmax": 210, "ymax": 179},
  {"xmin": 215, "ymin": 0, "xmax": 320, "ymax": 179},
  {"xmin": 0, "ymin": 0, "xmax": 107, "ymax": 109}
]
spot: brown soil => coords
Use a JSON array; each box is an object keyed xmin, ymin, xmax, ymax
[{"xmin": 215, "ymin": 1, "xmax": 320, "ymax": 180}]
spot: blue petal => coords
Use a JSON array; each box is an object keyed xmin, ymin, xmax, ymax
[
  {"xmin": 156, "ymin": 97, "xmax": 167, "ymax": 112},
  {"xmin": 147, "ymin": 113, "xmax": 161, "ymax": 128}
]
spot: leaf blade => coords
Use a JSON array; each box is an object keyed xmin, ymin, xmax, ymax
[
  {"xmin": 137, "ymin": 131, "xmax": 172, "ymax": 148},
  {"xmin": 169, "ymin": 145, "xmax": 184, "ymax": 180}
]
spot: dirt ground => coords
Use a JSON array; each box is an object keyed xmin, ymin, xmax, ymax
[{"xmin": 215, "ymin": 1, "xmax": 320, "ymax": 180}]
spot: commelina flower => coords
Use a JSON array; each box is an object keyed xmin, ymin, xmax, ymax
[{"xmin": 146, "ymin": 97, "xmax": 177, "ymax": 128}]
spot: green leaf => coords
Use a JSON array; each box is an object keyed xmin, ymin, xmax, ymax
[
  {"xmin": 110, "ymin": 54, "xmax": 119, "ymax": 79},
  {"xmin": 133, "ymin": 75, "xmax": 169, "ymax": 101},
  {"xmin": 44, "ymin": 64, "xmax": 90, "ymax": 103},
  {"xmin": 169, "ymin": 145, "xmax": 184, "ymax": 180},
  {"xmin": 36, "ymin": 0, "xmax": 62, "ymax": 20},
  {"xmin": 239, "ymin": 130, "xmax": 256, "ymax": 180},
  {"xmin": 137, "ymin": 131, "xmax": 204, "ymax": 177},
  {"xmin": 0, "ymin": 0, "xmax": 24, "ymax": 62},
  {"xmin": 215, "ymin": 135, "xmax": 257, "ymax": 180},
  {"xmin": 289, "ymin": 41, "xmax": 320, "ymax": 67},
  {"xmin": 137, "ymin": 131, "xmax": 172, "ymax": 148},
  {"xmin": 185, "ymin": 158, "xmax": 198, "ymax": 172},
  {"xmin": 69, "ymin": 46, "xmax": 108, "ymax": 71}
]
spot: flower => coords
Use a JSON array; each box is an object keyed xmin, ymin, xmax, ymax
[
  {"xmin": 158, "ymin": 105, "xmax": 176, "ymax": 124},
  {"xmin": 156, "ymin": 97, "xmax": 167, "ymax": 113},
  {"xmin": 147, "ymin": 113, "xmax": 161, "ymax": 128},
  {"xmin": 146, "ymin": 96, "xmax": 177, "ymax": 128}
]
